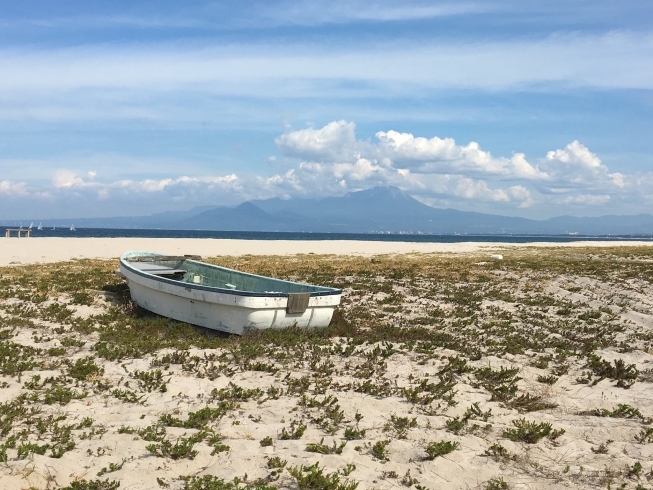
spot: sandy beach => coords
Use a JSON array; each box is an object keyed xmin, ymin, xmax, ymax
[
  {"xmin": 1, "ymin": 237, "xmax": 652, "ymax": 266},
  {"xmin": 1, "ymin": 241, "xmax": 653, "ymax": 490}
]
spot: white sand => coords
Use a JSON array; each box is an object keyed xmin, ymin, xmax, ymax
[
  {"xmin": 2, "ymin": 238, "xmax": 653, "ymax": 489},
  {"xmin": 1, "ymin": 237, "xmax": 652, "ymax": 265}
]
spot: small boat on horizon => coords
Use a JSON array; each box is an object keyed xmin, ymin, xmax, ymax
[
  {"xmin": 37, "ymin": 223, "xmax": 42, "ymax": 231},
  {"xmin": 117, "ymin": 251, "xmax": 342, "ymax": 335},
  {"xmin": 29, "ymin": 222, "xmax": 33, "ymax": 229},
  {"xmin": 70, "ymin": 224, "xmax": 75, "ymax": 231}
]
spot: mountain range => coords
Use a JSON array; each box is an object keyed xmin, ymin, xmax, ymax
[{"xmin": 7, "ymin": 186, "xmax": 653, "ymax": 235}]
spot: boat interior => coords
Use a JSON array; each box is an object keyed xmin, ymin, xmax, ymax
[{"xmin": 124, "ymin": 254, "xmax": 337, "ymax": 295}]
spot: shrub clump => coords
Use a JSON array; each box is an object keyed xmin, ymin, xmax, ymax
[
  {"xmin": 288, "ymin": 462, "xmax": 358, "ymax": 490},
  {"xmin": 424, "ymin": 440, "xmax": 459, "ymax": 460},
  {"xmin": 502, "ymin": 418, "xmax": 565, "ymax": 444}
]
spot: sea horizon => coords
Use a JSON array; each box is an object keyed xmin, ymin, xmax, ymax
[{"xmin": 2, "ymin": 226, "xmax": 652, "ymax": 243}]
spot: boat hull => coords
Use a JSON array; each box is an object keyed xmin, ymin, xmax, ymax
[{"xmin": 119, "ymin": 252, "xmax": 341, "ymax": 335}]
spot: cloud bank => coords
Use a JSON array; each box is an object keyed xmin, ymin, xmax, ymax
[{"xmin": 2, "ymin": 121, "xmax": 652, "ymax": 219}]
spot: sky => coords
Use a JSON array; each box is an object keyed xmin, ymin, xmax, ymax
[{"xmin": 1, "ymin": 0, "xmax": 653, "ymax": 220}]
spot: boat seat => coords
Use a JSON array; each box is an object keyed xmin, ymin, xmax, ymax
[{"xmin": 131, "ymin": 263, "xmax": 187, "ymax": 277}]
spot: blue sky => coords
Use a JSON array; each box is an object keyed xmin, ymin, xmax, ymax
[{"xmin": 1, "ymin": 1, "xmax": 652, "ymax": 220}]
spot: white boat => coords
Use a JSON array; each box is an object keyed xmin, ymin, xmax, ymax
[
  {"xmin": 37, "ymin": 223, "xmax": 43, "ymax": 231},
  {"xmin": 29, "ymin": 222, "xmax": 33, "ymax": 229},
  {"xmin": 70, "ymin": 224, "xmax": 75, "ymax": 231},
  {"xmin": 118, "ymin": 251, "xmax": 342, "ymax": 335}
]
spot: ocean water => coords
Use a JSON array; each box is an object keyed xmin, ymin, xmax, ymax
[{"xmin": 2, "ymin": 227, "xmax": 651, "ymax": 243}]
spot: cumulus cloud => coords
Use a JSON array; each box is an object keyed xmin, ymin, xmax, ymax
[
  {"xmin": 376, "ymin": 130, "xmax": 549, "ymax": 179},
  {"xmin": 275, "ymin": 120, "xmax": 360, "ymax": 162},
  {"xmin": 563, "ymin": 194, "xmax": 611, "ymax": 206},
  {"xmin": 272, "ymin": 121, "xmax": 553, "ymax": 208},
  {"xmin": 276, "ymin": 121, "xmax": 548, "ymax": 184},
  {"xmin": 270, "ymin": 121, "xmax": 651, "ymax": 211},
  {"xmin": 3, "ymin": 121, "xmax": 652, "ymax": 218},
  {"xmin": 0, "ymin": 180, "xmax": 29, "ymax": 196},
  {"xmin": 53, "ymin": 169, "xmax": 87, "ymax": 188},
  {"xmin": 541, "ymin": 140, "xmax": 623, "ymax": 188},
  {"xmin": 454, "ymin": 177, "xmax": 509, "ymax": 202},
  {"xmin": 509, "ymin": 185, "xmax": 534, "ymax": 208}
]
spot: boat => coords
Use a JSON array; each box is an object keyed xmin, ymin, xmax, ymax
[
  {"xmin": 37, "ymin": 223, "xmax": 42, "ymax": 231},
  {"xmin": 29, "ymin": 222, "xmax": 33, "ymax": 229},
  {"xmin": 70, "ymin": 224, "xmax": 75, "ymax": 231},
  {"xmin": 117, "ymin": 251, "xmax": 342, "ymax": 335}
]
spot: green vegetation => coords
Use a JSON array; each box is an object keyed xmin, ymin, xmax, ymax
[
  {"xmin": 146, "ymin": 435, "xmax": 200, "ymax": 460},
  {"xmin": 181, "ymin": 475, "xmax": 276, "ymax": 490},
  {"xmin": 305, "ymin": 438, "xmax": 347, "ymax": 454},
  {"xmin": 372, "ymin": 440, "xmax": 390, "ymax": 460},
  {"xmin": 0, "ymin": 247, "xmax": 652, "ymax": 489},
  {"xmin": 260, "ymin": 436, "xmax": 273, "ymax": 447},
  {"xmin": 502, "ymin": 418, "xmax": 565, "ymax": 444},
  {"xmin": 485, "ymin": 478, "xmax": 509, "ymax": 490},
  {"xmin": 61, "ymin": 480, "xmax": 120, "ymax": 490},
  {"xmin": 288, "ymin": 462, "xmax": 358, "ymax": 490},
  {"xmin": 424, "ymin": 440, "xmax": 459, "ymax": 459},
  {"xmin": 279, "ymin": 419, "xmax": 307, "ymax": 440}
]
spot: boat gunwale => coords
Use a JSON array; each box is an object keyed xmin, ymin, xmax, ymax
[{"xmin": 119, "ymin": 252, "xmax": 342, "ymax": 298}]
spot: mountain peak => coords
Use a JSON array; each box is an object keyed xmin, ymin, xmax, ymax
[{"xmin": 344, "ymin": 185, "xmax": 409, "ymax": 200}]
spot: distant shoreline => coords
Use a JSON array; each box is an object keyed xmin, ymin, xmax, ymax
[
  {"xmin": 2, "ymin": 226, "xmax": 653, "ymax": 242},
  {"xmin": 2, "ymin": 237, "xmax": 653, "ymax": 266}
]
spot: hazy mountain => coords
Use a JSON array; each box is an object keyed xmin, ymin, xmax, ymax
[
  {"xmin": 182, "ymin": 202, "xmax": 301, "ymax": 231},
  {"xmin": 176, "ymin": 186, "xmax": 653, "ymax": 234},
  {"xmin": 147, "ymin": 205, "xmax": 219, "ymax": 224},
  {"xmin": 538, "ymin": 214, "xmax": 653, "ymax": 235},
  {"xmin": 251, "ymin": 186, "xmax": 432, "ymax": 220},
  {"xmin": 8, "ymin": 186, "xmax": 653, "ymax": 235},
  {"xmin": 249, "ymin": 186, "xmax": 536, "ymax": 234}
]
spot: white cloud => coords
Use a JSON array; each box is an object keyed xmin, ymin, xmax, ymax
[
  {"xmin": 540, "ymin": 140, "xmax": 628, "ymax": 192},
  {"xmin": 275, "ymin": 120, "xmax": 360, "ymax": 162},
  {"xmin": 546, "ymin": 140, "xmax": 602, "ymax": 169},
  {"xmin": 375, "ymin": 130, "xmax": 548, "ymax": 179},
  {"xmin": 0, "ymin": 180, "xmax": 29, "ymax": 196},
  {"xmin": 563, "ymin": 194, "xmax": 611, "ymax": 206},
  {"xmin": 610, "ymin": 172, "xmax": 625, "ymax": 188},
  {"xmin": 276, "ymin": 121, "xmax": 548, "ymax": 184},
  {"xmin": 454, "ymin": 177, "xmax": 509, "ymax": 202},
  {"xmin": 0, "ymin": 32, "xmax": 651, "ymax": 109},
  {"xmin": 270, "ymin": 121, "xmax": 652, "ymax": 211},
  {"xmin": 258, "ymin": 1, "xmax": 485, "ymax": 27},
  {"xmin": 52, "ymin": 170, "xmax": 86, "ymax": 188},
  {"xmin": 3, "ymin": 122, "xmax": 653, "ymax": 218},
  {"xmin": 2, "ymin": 2, "xmax": 485, "ymax": 32},
  {"xmin": 509, "ymin": 185, "xmax": 534, "ymax": 208}
]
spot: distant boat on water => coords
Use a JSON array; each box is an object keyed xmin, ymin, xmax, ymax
[
  {"xmin": 70, "ymin": 224, "xmax": 76, "ymax": 231},
  {"xmin": 37, "ymin": 223, "xmax": 42, "ymax": 230},
  {"xmin": 29, "ymin": 222, "xmax": 33, "ymax": 229}
]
